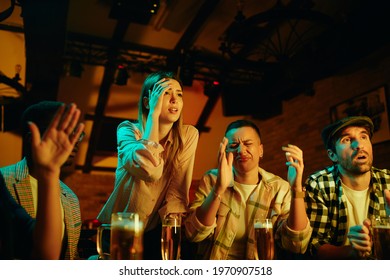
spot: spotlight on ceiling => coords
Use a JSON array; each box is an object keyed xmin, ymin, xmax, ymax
[
  {"xmin": 114, "ymin": 64, "xmax": 129, "ymax": 86},
  {"xmin": 204, "ymin": 80, "xmax": 222, "ymax": 97},
  {"xmin": 109, "ymin": 0, "xmax": 160, "ymax": 25},
  {"xmin": 63, "ymin": 61, "xmax": 84, "ymax": 78}
]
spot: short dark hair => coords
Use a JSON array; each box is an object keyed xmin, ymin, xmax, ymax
[
  {"xmin": 21, "ymin": 101, "xmax": 64, "ymax": 137},
  {"xmin": 21, "ymin": 101, "xmax": 64, "ymax": 160},
  {"xmin": 225, "ymin": 119, "xmax": 262, "ymax": 140}
]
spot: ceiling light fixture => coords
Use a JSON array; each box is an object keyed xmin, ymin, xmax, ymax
[
  {"xmin": 203, "ymin": 80, "xmax": 222, "ymax": 97},
  {"xmin": 63, "ymin": 61, "xmax": 84, "ymax": 78},
  {"xmin": 114, "ymin": 64, "xmax": 129, "ymax": 86},
  {"xmin": 109, "ymin": 0, "xmax": 160, "ymax": 24}
]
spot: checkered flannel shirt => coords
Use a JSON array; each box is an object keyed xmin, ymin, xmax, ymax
[{"xmin": 305, "ymin": 165, "xmax": 390, "ymax": 257}]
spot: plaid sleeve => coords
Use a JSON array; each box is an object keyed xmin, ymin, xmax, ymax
[
  {"xmin": 371, "ymin": 167, "xmax": 390, "ymax": 217},
  {"xmin": 184, "ymin": 172, "xmax": 217, "ymax": 242},
  {"xmin": 305, "ymin": 172, "xmax": 335, "ymax": 257},
  {"xmin": 278, "ymin": 217, "xmax": 312, "ymax": 254}
]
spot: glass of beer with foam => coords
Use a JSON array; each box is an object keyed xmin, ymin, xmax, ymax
[
  {"xmin": 254, "ymin": 218, "xmax": 274, "ymax": 260},
  {"xmin": 110, "ymin": 212, "xmax": 144, "ymax": 260}
]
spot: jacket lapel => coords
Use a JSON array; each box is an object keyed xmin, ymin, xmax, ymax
[{"xmin": 13, "ymin": 159, "xmax": 36, "ymax": 218}]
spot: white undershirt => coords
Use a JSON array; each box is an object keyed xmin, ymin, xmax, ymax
[
  {"xmin": 341, "ymin": 181, "xmax": 370, "ymax": 245},
  {"xmin": 228, "ymin": 183, "xmax": 257, "ymax": 260},
  {"xmin": 30, "ymin": 175, "xmax": 65, "ymax": 240}
]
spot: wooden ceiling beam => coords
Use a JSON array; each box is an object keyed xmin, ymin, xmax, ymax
[{"xmin": 20, "ymin": 0, "xmax": 69, "ymax": 104}]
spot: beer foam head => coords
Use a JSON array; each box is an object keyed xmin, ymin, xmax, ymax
[
  {"xmin": 112, "ymin": 219, "xmax": 143, "ymax": 227},
  {"xmin": 112, "ymin": 219, "xmax": 144, "ymax": 235},
  {"xmin": 373, "ymin": 217, "xmax": 390, "ymax": 228},
  {"xmin": 111, "ymin": 212, "xmax": 144, "ymax": 231},
  {"xmin": 254, "ymin": 220, "xmax": 273, "ymax": 229},
  {"xmin": 163, "ymin": 219, "xmax": 181, "ymax": 227}
]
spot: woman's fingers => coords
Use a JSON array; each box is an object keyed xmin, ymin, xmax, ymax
[{"xmin": 151, "ymin": 78, "xmax": 171, "ymax": 96}]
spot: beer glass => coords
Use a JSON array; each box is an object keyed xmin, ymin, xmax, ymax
[
  {"xmin": 161, "ymin": 214, "xmax": 181, "ymax": 260},
  {"xmin": 372, "ymin": 216, "xmax": 390, "ymax": 260},
  {"xmin": 254, "ymin": 218, "xmax": 275, "ymax": 260},
  {"xmin": 97, "ymin": 212, "xmax": 144, "ymax": 260}
]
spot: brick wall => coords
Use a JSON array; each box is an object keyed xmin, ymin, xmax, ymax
[
  {"xmin": 62, "ymin": 172, "xmax": 115, "ymax": 222},
  {"xmin": 252, "ymin": 48, "xmax": 390, "ymax": 181}
]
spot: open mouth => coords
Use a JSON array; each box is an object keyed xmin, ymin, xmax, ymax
[
  {"xmin": 355, "ymin": 153, "xmax": 367, "ymax": 160},
  {"xmin": 168, "ymin": 108, "xmax": 178, "ymax": 113}
]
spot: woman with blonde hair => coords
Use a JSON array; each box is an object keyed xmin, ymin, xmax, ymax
[{"xmin": 97, "ymin": 71, "xmax": 199, "ymax": 259}]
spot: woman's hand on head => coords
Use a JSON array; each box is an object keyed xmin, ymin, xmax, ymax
[{"xmin": 147, "ymin": 78, "xmax": 172, "ymax": 116}]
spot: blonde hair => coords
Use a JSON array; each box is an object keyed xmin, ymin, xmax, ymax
[{"xmin": 137, "ymin": 71, "xmax": 184, "ymax": 175}]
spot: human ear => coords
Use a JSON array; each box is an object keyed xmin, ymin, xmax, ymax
[
  {"xmin": 327, "ymin": 149, "xmax": 338, "ymax": 163},
  {"xmin": 259, "ymin": 143, "xmax": 264, "ymax": 158},
  {"xmin": 143, "ymin": 96, "xmax": 149, "ymax": 109}
]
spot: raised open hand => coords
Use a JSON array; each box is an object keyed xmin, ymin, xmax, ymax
[
  {"xmin": 215, "ymin": 137, "xmax": 234, "ymax": 194},
  {"xmin": 29, "ymin": 103, "xmax": 85, "ymax": 175}
]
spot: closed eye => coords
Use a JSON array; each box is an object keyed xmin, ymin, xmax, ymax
[{"xmin": 229, "ymin": 143, "xmax": 239, "ymax": 149}]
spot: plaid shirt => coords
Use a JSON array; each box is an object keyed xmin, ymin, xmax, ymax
[
  {"xmin": 185, "ymin": 167, "xmax": 312, "ymax": 260},
  {"xmin": 0, "ymin": 158, "xmax": 81, "ymax": 259},
  {"xmin": 305, "ymin": 165, "xmax": 390, "ymax": 257}
]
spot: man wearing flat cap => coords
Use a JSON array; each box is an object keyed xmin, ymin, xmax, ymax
[{"xmin": 304, "ymin": 116, "xmax": 390, "ymax": 259}]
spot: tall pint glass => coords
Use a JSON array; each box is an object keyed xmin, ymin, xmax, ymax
[
  {"xmin": 254, "ymin": 218, "xmax": 274, "ymax": 260},
  {"xmin": 161, "ymin": 215, "xmax": 181, "ymax": 260}
]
